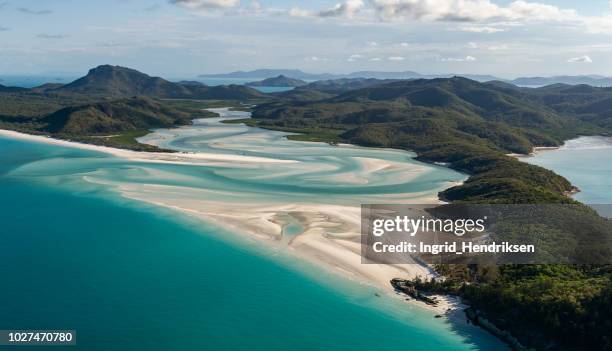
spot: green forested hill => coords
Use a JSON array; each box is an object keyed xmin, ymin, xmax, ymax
[
  {"xmin": 0, "ymin": 95, "xmax": 213, "ymax": 151},
  {"xmin": 0, "ymin": 65, "xmax": 265, "ymax": 150},
  {"xmin": 252, "ymin": 77, "xmax": 612, "ymax": 350},
  {"xmin": 0, "ymin": 84, "xmax": 29, "ymax": 93},
  {"xmin": 40, "ymin": 96, "xmax": 193, "ymax": 135},
  {"xmin": 274, "ymin": 78, "xmax": 400, "ymax": 101},
  {"xmin": 253, "ymin": 77, "xmax": 612, "ymax": 203},
  {"xmin": 55, "ymin": 65, "xmax": 264, "ymax": 100}
]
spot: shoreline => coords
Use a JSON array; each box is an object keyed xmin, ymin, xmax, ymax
[
  {"xmin": 510, "ymin": 145, "xmax": 582, "ymax": 199},
  {"xmin": 507, "ymin": 146, "xmax": 560, "ymax": 158},
  {"xmin": 0, "ymin": 129, "xmax": 299, "ymax": 166},
  {"xmin": 0, "ymin": 127, "xmax": 460, "ymax": 315},
  {"xmin": 511, "ymin": 135, "xmax": 612, "ymax": 159},
  {"xmin": 511, "ymin": 136, "xmax": 612, "ymax": 198}
]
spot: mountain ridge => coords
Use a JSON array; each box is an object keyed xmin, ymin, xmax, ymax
[
  {"xmin": 246, "ymin": 75, "xmax": 308, "ymax": 87},
  {"xmin": 55, "ymin": 65, "xmax": 264, "ymax": 99},
  {"xmin": 200, "ymin": 68, "xmax": 612, "ymax": 87}
]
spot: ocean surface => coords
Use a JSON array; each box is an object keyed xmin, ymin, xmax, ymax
[
  {"xmin": 0, "ymin": 110, "xmax": 506, "ymax": 350},
  {"xmin": 522, "ymin": 136, "xmax": 612, "ymax": 209},
  {"xmin": 0, "ymin": 75, "xmax": 79, "ymax": 88}
]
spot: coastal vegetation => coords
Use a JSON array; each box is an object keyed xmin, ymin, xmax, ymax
[
  {"xmin": 252, "ymin": 77, "xmax": 612, "ymax": 203},
  {"xmin": 410, "ymin": 265, "xmax": 612, "ymax": 351},
  {"xmin": 0, "ymin": 66, "xmax": 265, "ymax": 150},
  {"xmin": 250, "ymin": 76, "xmax": 612, "ymax": 350}
]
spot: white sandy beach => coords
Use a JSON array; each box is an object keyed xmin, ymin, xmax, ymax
[
  {"xmin": 0, "ymin": 128, "xmax": 459, "ymax": 314},
  {"xmin": 0, "ymin": 129, "xmax": 298, "ymax": 166}
]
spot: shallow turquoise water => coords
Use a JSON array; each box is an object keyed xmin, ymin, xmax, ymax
[
  {"xmin": 0, "ymin": 124, "xmax": 505, "ymax": 350},
  {"xmin": 522, "ymin": 136, "xmax": 612, "ymax": 205},
  {"xmin": 135, "ymin": 109, "xmax": 466, "ymax": 204}
]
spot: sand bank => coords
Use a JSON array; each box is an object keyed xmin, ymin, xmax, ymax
[
  {"xmin": 111, "ymin": 181, "xmax": 456, "ymax": 313},
  {"xmin": 1, "ymin": 128, "xmax": 457, "ymax": 314},
  {"xmin": 0, "ymin": 129, "xmax": 297, "ymax": 167}
]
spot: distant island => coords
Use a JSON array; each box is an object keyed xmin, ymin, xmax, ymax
[
  {"xmin": 201, "ymin": 68, "xmax": 612, "ymax": 87},
  {"xmin": 200, "ymin": 69, "xmax": 336, "ymax": 81},
  {"xmin": 246, "ymin": 75, "xmax": 307, "ymax": 87},
  {"xmin": 510, "ymin": 75, "xmax": 612, "ymax": 87},
  {"xmin": 200, "ymin": 68, "xmax": 499, "ymax": 82}
]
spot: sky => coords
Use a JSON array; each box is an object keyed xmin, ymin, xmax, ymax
[{"xmin": 2, "ymin": 0, "xmax": 612, "ymax": 78}]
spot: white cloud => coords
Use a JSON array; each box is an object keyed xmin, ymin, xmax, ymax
[
  {"xmin": 488, "ymin": 44, "xmax": 508, "ymax": 51},
  {"xmin": 567, "ymin": 55, "xmax": 592, "ymax": 63},
  {"xmin": 305, "ymin": 56, "xmax": 330, "ymax": 62},
  {"xmin": 440, "ymin": 55, "xmax": 477, "ymax": 62},
  {"xmin": 288, "ymin": 7, "xmax": 311, "ymax": 17},
  {"xmin": 370, "ymin": 0, "xmax": 577, "ymax": 23},
  {"xmin": 170, "ymin": 0, "xmax": 612, "ymax": 37},
  {"xmin": 459, "ymin": 25, "xmax": 505, "ymax": 33},
  {"xmin": 507, "ymin": 1, "xmax": 577, "ymax": 22},
  {"xmin": 169, "ymin": 0, "xmax": 240, "ymax": 9},
  {"xmin": 319, "ymin": 0, "xmax": 364, "ymax": 18},
  {"xmin": 388, "ymin": 56, "xmax": 405, "ymax": 61},
  {"xmin": 583, "ymin": 15, "xmax": 612, "ymax": 34},
  {"xmin": 370, "ymin": 57, "xmax": 382, "ymax": 61},
  {"xmin": 289, "ymin": 0, "xmax": 364, "ymax": 18},
  {"xmin": 347, "ymin": 54, "xmax": 364, "ymax": 61},
  {"xmin": 466, "ymin": 42, "xmax": 479, "ymax": 49}
]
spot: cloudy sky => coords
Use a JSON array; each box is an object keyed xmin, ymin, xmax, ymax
[{"xmin": 2, "ymin": 0, "xmax": 612, "ymax": 78}]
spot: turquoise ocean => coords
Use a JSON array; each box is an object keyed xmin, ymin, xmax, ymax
[
  {"xmin": 522, "ymin": 136, "xmax": 612, "ymax": 215},
  {"xmin": 0, "ymin": 111, "xmax": 507, "ymax": 350}
]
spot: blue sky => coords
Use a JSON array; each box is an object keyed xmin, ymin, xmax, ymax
[{"xmin": 2, "ymin": 0, "xmax": 612, "ymax": 78}]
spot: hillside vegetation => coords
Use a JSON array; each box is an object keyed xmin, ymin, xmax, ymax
[
  {"xmin": 251, "ymin": 77, "xmax": 612, "ymax": 350},
  {"xmin": 55, "ymin": 65, "xmax": 264, "ymax": 100},
  {"xmin": 254, "ymin": 77, "xmax": 612, "ymax": 203},
  {"xmin": 0, "ymin": 65, "xmax": 264, "ymax": 150},
  {"xmin": 41, "ymin": 97, "xmax": 193, "ymax": 135}
]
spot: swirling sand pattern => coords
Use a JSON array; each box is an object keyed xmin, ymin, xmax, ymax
[{"xmin": 2, "ymin": 109, "xmax": 467, "ymax": 303}]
